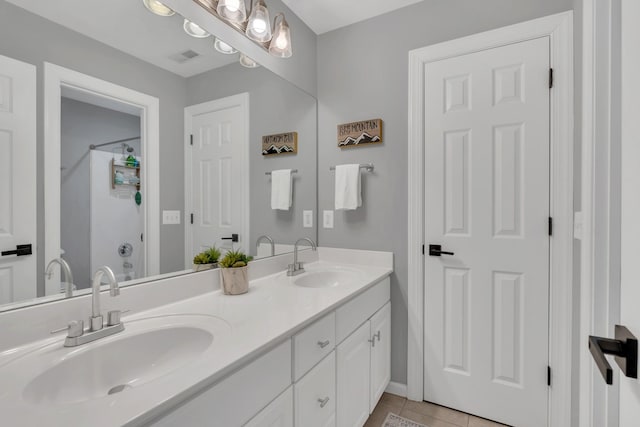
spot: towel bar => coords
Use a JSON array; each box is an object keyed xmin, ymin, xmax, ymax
[
  {"xmin": 329, "ymin": 163, "xmax": 374, "ymax": 172},
  {"xmin": 265, "ymin": 169, "xmax": 298, "ymax": 176}
]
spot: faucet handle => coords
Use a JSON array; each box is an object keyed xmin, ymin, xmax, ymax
[
  {"xmin": 107, "ymin": 309, "xmax": 129, "ymax": 326},
  {"xmin": 50, "ymin": 320, "xmax": 84, "ymax": 338}
]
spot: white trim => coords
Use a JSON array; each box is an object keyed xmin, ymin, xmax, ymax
[
  {"xmin": 407, "ymin": 12, "xmax": 574, "ymax": 427},
  {"xmin": 385, "ymin": 381, "xmax": 408, "ymax": 398},
  {"xmin": 44, "ymin": 63, "xmax": 160, "ymax": 289},
  {"xmin": 184, "ymin": 93, "xmax": 251, "ymax": 265},
  {"xmin": 579, "ymin": 3, "xmax": 595, "ymax": 425}
]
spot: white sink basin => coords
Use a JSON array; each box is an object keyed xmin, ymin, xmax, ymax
[
  {"xmin": 294, "ymin": 267, "xmax": 362, "ymax": 288},
  {"xmin": 2, "ymin": 314, "xmax": 230, "ymax": 405}
]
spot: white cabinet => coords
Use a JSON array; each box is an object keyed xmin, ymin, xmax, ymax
[
  {"xmin": 245, "ymin": 387, "xmax": 294, "ymax": 427},
  {"xmin": 336, "ymin": 302, "xmax": 391, "ymax": 427},
  {"xmin": 293, "ymin": 312, "xmax": 335, "ymax": 381},
  {"xmin": 369, "ymin": 302, "xmax": 391, "ymax": 409},
  {"xmin": 336, "ymin": 322, "xmax": 371, "ymax": 427},
  {"xmin": 294, "ymin": 351, "xmax": 336, "ymax": 427}
]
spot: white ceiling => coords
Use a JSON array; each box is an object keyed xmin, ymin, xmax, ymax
[
  {"xmin": 281, "ymin": 0, "xmax": 424, "ymax": 34},
  {"xmin": 6, "ymin": 0, "xmax": 239, "ymax": 77}
]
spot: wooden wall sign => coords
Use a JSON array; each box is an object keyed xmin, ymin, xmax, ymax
[
  {"xmin": 337, "ymin": 119, "xmax": 383, "ymax": 148},
  {"xmin": 262, "ymin": 132, "xmax": 298, "ymax": 155}
]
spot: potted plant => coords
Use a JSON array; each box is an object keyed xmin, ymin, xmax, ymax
[
  {"xmin": 218, "ymin": 249, "xmax": 253, "ymax": 295},
  {"xmin": 192, "ymin": 246, "xmax": 222, "ymax": 271}
]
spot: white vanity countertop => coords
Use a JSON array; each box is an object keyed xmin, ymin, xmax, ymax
[{"xmin": 0, "ymin": 250, "xmax": 392, "ymax": 427}]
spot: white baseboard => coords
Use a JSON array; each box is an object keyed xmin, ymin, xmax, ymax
[{"xmin": 385, "ymin": 381, "xmax": 407, "ymax": 398}]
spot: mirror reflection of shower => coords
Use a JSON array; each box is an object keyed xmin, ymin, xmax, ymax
[{"xmin": 60, "ymin": 96, "xmax": 144, "ymax": 288}]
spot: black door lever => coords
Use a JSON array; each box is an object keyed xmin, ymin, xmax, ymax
[
  {"xmin": 1, "ymin": 244, "xmax": 32, "ymax": 257},
  {"xmin": 589, "ymin": 325, "xmax": 638, "ymax": 385},
  {"xmin": 221, "ymin": 234, "xmax": 239, "ymax": 243},
  {"xmin": 428, "ymin": 244, "xmax": 454, "ymax": 257}
]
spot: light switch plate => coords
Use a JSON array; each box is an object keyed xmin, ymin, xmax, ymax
[
  {"xmin": 303, "ymin": 210, "xmax": 313, "ymax": 228},
  {"xmin": 163, "ymin": 210, "xmax": 181, "ymax": 225},
  {"xmin": 323, "ymin": 210, "xmax": 334, "ymax": 229}
]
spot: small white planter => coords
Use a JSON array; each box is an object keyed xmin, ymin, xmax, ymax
[{"xmin": 220, "ymin": 266, "xmax": 249, "ymax": 295}]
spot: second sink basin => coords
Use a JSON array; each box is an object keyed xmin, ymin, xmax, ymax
[
  {"xmin": 294, "ymin": 266, "xmax": 362, "ymax": 288},
  {"xmin": 12, "ymin": 314, "xmax": 230, "ymax": 405}
]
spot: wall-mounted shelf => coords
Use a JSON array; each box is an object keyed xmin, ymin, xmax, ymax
[{"xmin": 111, "ymin": 159, "xmax": 141, "ymax": 190}]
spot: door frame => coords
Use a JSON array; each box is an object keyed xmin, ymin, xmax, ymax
[
  {"xmin": 44, "ymin": 63, "xmax": 160, "ymax": 291},
  {"xmin": 407, "ymin": 12, "xmax": 574, "ymax": 427},
  {"xmin": 183, "ymin": 93, "xmax": 250, "ymax": 266}
]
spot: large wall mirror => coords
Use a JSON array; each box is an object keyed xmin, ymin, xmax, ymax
[{"xmin": 0, "ymin": 0, "xmax": 317, "ymax": 311}]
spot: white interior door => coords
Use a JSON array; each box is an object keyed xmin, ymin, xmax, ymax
[
  {"xmin": 423, "ymin": 37, "xmax": 550, "ymax": 427},
  {"xmin": 619, "ymin": 0, "xmax": 640, "ymax": 423},
  {"xmin": 187, "ymin": 96, "xmax": 248, "ymax": 259},
  {"xmin": 0, "ymin": 55, "xmax": 36, "ymax": 305}
]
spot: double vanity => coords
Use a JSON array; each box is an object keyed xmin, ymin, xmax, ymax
[{"xmin": 0, "ymin": 247, "xmax": 393, "ymax": 426}]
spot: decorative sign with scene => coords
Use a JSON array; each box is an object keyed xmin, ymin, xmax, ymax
[
  {"xmin": 262, "ymin": 131, "xmax": 298, "ymax": 155},
  {"xmin": 337, "ymin": 119, "xmax": 383, "ymax": 148}
]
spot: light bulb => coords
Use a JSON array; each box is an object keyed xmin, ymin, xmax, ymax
[
  {"xmin": 226, "ymin": 0, "xmax": 240, "ymax": 12},
  {"xmin": 252, "ymin": 18, "xmax": 267, "ymax": 34},
  {"xmin": 142, "ymin": 0, "xmax": 174, "ymax": 16},
  {"xmin": 275, "ymin": 33, "xmax": 288, "ymax": 49}
]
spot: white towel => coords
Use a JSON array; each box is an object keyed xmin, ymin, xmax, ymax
[
  {"xmin": 271, "ymin": 169, "xmax": 293, "ymax": 210},
  {"xmin": 334, "ymin": 164, "xmax": 362, "ymax": 210}
]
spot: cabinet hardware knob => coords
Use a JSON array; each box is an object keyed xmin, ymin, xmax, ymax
[
  {"xmin": 317, "ymin": 340, "xmax": 330, "ymax": 348},
  {"xmin": 317, "ymin": 397, "xmax": 330, "ymax": 408},
  {"xmin": 368, "ymin": 338, "xmax": 376, "ymax": 347},
  {"xmin": 375, "ymin": 331, "xmax": 381, "ymax": 341}
]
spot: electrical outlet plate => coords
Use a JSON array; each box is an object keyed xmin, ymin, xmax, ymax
[
  {"xmin": 162, "ymin": 210, "xmax": 181, "ymax": 225},
  {"xmin": 323, "ymin": 210, "xmax": 334, "ymax": 229},
  {"xmin": 303, "ymin": 210, "xmax": 313, "ymax": 228}
]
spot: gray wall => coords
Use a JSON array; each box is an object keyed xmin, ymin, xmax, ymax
[
  {"xmin": 60, "ymin": 98, "xmax": 140, "ymax": 288},
  {"xmin": 187, "ymin": 63, "xmax": 317, "ymax": 255},
  {"xmin": 0, "ymin": 0, "xmax": 187, "ymax": 293},
  {"xmin": 317, "ymin": 0, "xmax": 574, "ymax": 385}
]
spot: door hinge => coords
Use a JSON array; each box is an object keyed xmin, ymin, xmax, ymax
[
  {"xmin": 547, "ymin": 366, "xmax": 552, "ymax": 386},
  {"xmin": 549, "ymin": 68, "xmax": 554, "ymax": 89},
  {"xmin": 548, "ymin": 217, "xmax": 553, "ymax": 236},
  {"xmin": 422, "ymin": 244, "xmax": 425, "ymax": 255},
  {"xmin": 190, "ymin": 134, "xmax": 193, "ymax": 146},
  {"xmin": 190, "ymin": 213, "xmax": 194, "ymax": 224}
]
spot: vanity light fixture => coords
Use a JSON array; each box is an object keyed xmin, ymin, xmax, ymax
[
  {"xmin": 214, "ymin": 38, "xmax": 238, "ymax": 54},
  {"xmin": 142, "ymin": 0, "xmax": 175, "ymax": 16},
  {"xmin": 245, "ymin": 0, "xmax": 272, "ymax": 43},
  {"xmin": 183, "ymin": 19, "xmax": 211, "ymax": 38},
  {"xmin": 239, "ymin": 53, "xmax": 260, "ymax": 68},
  {"xmin": 269, "ymin": 14, "xmax": 292, "ymax": 58},
  {"xmin": 217, "ymin": 0, "xmax": 247, "ymax": 24}
]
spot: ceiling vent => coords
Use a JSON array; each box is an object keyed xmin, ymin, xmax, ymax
[{"xmin": 169, "ymin": 49, "xmax": 200, "ymax": 63}]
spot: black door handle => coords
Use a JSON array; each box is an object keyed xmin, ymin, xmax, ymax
[
  {"xmin": 1, "ymin": 244, "xmax": 32, "ymax": 257},
  {"xmin": 221, "ymin": 234, "xmax": 239, "ymax": 243},
  {"xmin": 428, "ymin": 244, "xmax": 454, "ymax": 257},
  {"xmin": 589, "ymin": 325, "xmax": 637, "ymax": 385}
]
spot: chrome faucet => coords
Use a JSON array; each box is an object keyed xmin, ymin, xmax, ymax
[
  {"xmin": 256, "ymin": 235, "xmax": 275, "ymax": 257},
  {"xmin": 45, "ymin": 258, "xmax": 75, "ymax": 298},
  {"xmin": 287, "ymin": 238, "xmax": 317, "ymax": 276},
  {"xmin": 91, "ymin": 266, "xmax": 120, "ymax": 331},
  {"xmin": 51, "ymin": 266, "xmax": 125, "ymax": 347}
]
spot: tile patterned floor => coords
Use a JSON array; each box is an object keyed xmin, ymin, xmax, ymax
[{"xmin": 365, "ymin": 393, "xmax": 510, "ymax": 427}]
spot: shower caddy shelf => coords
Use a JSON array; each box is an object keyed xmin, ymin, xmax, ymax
[{"xmin": 111, "ymin": 159, "xmax": 141, "ymax": 191}]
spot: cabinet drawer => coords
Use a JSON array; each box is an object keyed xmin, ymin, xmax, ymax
[
  {"xmin": 336, "ymin": 277, "xmax": 390, "ymax": 344},
  {"xmin": 244, "ymin": 387, "xmax": 293, "ymax": 427},
  {"xmin": 148, "ymin": 340, "xmax": 292, "ymax": 426},
  {"xmin": 293, "ymin": 312, "xmax": 335, "ymax": 381},
  {"xmin": 294, "ymin": 351, "xmax": 336, "ymax": 427}
]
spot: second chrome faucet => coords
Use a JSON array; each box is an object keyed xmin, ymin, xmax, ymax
[{"xmin": 287, "ymin": 238, "xmax": 317, "ymax": 277}]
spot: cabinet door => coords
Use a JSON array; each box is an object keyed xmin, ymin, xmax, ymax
[
  {"xmin": 244, "ymin": 387, "xmax": 293, "ymax": 427},
  {"xmin": 336, "ymin": 321, "xmax": 371, "ymax": 427},
  {"xmin": 294, "ymin": 352, "xmax": 336, "ymax": 427},
  {"xmin": 369, "ymin": 302, "xmax": 391, "ymax": 411}
]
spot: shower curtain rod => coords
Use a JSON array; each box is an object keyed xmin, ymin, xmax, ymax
[{"xmin": 89, "ymin": 136, "xmax": 140, "ymax": 150}]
